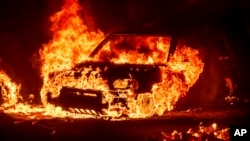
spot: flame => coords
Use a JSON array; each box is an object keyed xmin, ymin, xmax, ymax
[
  {"xmin": 151, "ymin": 46, "xmax": 204, "ymax": 115},
  {"xmin": 95, "ymin": 36, "xmax": 171, "ymax": 64},
  {"xmin": 1, "ymin": 0, "xmax": 204, "ymax": 119},
  {"xmin": 39, "ymin": 0, "xmax": 104, "ymax": 105},
  {"xmin": 161, "ymin": 123, "xmax": 230, "ymax": 140},
  {"xmin": 0, "ymin": 70, "xmax": 21, "ymax": 108}
]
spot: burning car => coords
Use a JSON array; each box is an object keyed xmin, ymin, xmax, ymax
[
  {"xmin": 0, "ymin": 0, "xmax": 204, "ymax": 119},
  {"xmin": 43, "ymin": 32, "xmax": 204, "ymax": 118},
  {"xmin": 44, "ymin": 33, "xmax": 171, "ymax": 117}
]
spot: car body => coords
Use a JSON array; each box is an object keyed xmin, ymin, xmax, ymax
[{"xmin": 46, "ymin": 32, "xmax": 174, "ymax": 117}]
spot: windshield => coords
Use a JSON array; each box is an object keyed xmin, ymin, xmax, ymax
[{"xmin": 93, "ymin": 34, "xmax": 171, "ymax": 64}]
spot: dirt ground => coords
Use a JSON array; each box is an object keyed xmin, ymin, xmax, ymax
[{"xmin": 1, "ymin": 105, "xmax": 249, "ymax": 141}]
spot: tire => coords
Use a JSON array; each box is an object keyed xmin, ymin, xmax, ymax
[{"xmin": 136, "ymin": 93, "xmax": 155, "ymax": 117}]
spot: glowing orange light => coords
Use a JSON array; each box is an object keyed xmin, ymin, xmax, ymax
[{"xmin": 2, "ymin": 0, "xmax": 204, "ymax": 119}]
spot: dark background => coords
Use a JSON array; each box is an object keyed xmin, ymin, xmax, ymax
[{"xmin": 0, "ymin": 0, "xmax": 249, "ymax": 104}]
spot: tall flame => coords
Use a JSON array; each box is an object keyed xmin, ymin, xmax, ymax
[
  {"xmin": 39, "ymin": 0, "xmax": 204, "ymax": 118},
  {"xmin": 39, "ymin": 0, "xmax": 104, "ymax": 105},
  {"xmin": 2, "ymin": 0, "xmax": 204, "ymax": 119},
  {"xmin": 151, "ymin": 46, "xmax": 204, "ymax": 115}
]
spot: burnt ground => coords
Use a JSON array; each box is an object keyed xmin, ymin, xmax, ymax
[{"xmin": 0, "ymin": 105, "xmax": 250, "ymax": 141}]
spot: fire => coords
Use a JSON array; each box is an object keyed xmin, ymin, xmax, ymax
[
  {"xmin": 151, "ymin": 46, "xmax": 204, "ymax": 115},
  {"xmin": 39, "ymin": 0, "xmax": 104, "ymax": 105},
  {"xmin": 1, "ymin": 0, "xmax": 204, "ymax": 119},
  {"xmin": 0, "ymin": 70, "xmax": 21, "ymax": 108},
  {"xmin": 96, "ymin": 36, "xmax": 171, "ymax": 64},
  {"xmin": 161, "ymin": 122, "xmax": 230, "ymax": 140}
]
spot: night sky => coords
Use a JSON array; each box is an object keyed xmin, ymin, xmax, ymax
[{"xmin": 0, "ymin": 0, "xmax": 249, "ymax": 103}]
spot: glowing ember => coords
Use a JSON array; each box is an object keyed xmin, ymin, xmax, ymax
[
  {"xmin": 1, "ymin": 0, "xmax": 204, "ymax": 119},
  {"xmin": 161, "ymin": 122, "xmax": 230, "ymax": 140}
]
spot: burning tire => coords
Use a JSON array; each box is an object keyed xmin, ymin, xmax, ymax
[{"xmin": 136, "ymin": 93, "xmax": 155, "ymax": 117}]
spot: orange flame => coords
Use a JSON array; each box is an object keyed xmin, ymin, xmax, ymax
[
  {"xmin": 39, "ymin": 0, "xmax": 104, "ymax": 105},
  {"xmin": 0, "ymin": 70, "xmax": 21, "ymax": 108},
  {"xmin": 161, "ymin": 122, "xmax": 230, "ymax": 140},
  {"xmin": 2, "ymin": 0, "xmax": 204, "ymax": 119},
  {"xmin": 95, "ymin": 36, "xmax": 171, "ymax": 64},
  {"xmin": 38, "ymin": 0, "xmax": 204, "ymax": 118},
  {"xmin": 151, "ymin": 46, "xmax": 204, "ymax": 115}
]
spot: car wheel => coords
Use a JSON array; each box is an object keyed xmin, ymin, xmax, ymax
[{"xmin": 136, "ymin": 93, "xmax": 155, "ymax": 117}]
